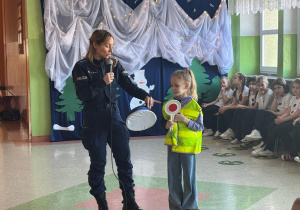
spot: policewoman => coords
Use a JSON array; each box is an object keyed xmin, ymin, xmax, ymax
[{"xmin": 72, "ymin": 30, "xmax": 159, "ymax": 210}]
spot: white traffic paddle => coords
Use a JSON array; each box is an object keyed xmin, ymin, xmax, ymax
[
  {"xmin": 164, "ymin": 100, "xmax": 181, "ymax": 131},
  {"xmin": 126, "ymin": 106, "xmax": 157, "ymax": 131}
]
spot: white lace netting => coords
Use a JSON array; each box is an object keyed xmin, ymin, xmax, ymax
[
  {"xmin": 44, "ymin": 0, "xmax": 233, "ymax": 92},
  {"xmin": 228, "ymin": 0, "xmax": 300, "ymax": 15}
]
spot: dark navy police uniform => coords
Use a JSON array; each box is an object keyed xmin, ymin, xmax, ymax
[{"xmin": 72, "ymin": 58, "xmax": 149, "ymax": 197}]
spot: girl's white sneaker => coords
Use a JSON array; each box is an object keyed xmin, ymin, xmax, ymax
[
  {"xmin": 251, "ymin": 146, "xmax": 266, "ymax": 156},
  {"xmin": 230, "ymin": 139, "xmax": 239, "ymax": 144},
  {"xmin": 214, "ymin": 130, "xmax": 222, "ymax": 137},
  {"xmin": 294, "ymin": 156, "xmax": 300, "ymax": 163},
  {"xmin": 220, "ymin": 128, "xmax": 235, "ymax": 140},
  {"xmin": 257, "ymin": 149, "xmax": 274, "ymax": 157},
  {"xmin": 203, "ymin": 129, "xmax": 214, "ymax": 136},
  {"xmin": 252, "ymin": 141, "xmax": 264, "ymax": 150}
]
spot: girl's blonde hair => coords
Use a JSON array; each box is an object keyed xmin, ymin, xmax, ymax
[
  {"xmin": 220, "ymin": 76, "xmax": 231, "ymax": 90},
  {"xmin": 172, "ymin": 68, "xmax": 198, "ymax": 101},
  {"xmin": 257, "ymin": 75, "xmax": 269, "ymax": 86},
  {"xmin": 84, "ymin": 30, "xmax": 113, "ymax": 65}
]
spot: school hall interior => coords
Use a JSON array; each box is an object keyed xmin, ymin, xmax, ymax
[{"xmin": 0, "ymin": 0, "xmax": 300, "ymax": 209}]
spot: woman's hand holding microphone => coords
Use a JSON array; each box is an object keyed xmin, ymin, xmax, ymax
[{"xmin": 103, "ymin": 72, "xmax": 114, "ymax": 85}]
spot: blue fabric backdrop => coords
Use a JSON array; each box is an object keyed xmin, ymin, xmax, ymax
[{"xmin": 45, "ymin": 0, "xmax": 226, "ymax": 141}]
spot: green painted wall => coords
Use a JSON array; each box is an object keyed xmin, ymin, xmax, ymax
[
  {"xmin": 283, "ymin": 34, "xmax": 297, "ymax": 78},
  {"xmin": 230, "ymin": 16, "xmax": 260, "ymax": 78},
  {"xmin": 230, "ymin": 14, "xmax": 297, "ymax": 80},
  {"xmin": 27, "ymin": 0, "xmax": 51, "ymax": 136},
  {"xmin": 240, "ymin": 36, "xmax": 260, "ymax": 75},
  {"xmin": 236, "ymin": 35, "xmax": 297, "ymax": 78}
]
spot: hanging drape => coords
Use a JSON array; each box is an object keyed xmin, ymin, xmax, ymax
[
  {"xmin": 228, "ymin": 0, "xmax": 300, "ymax": 15},
  {"xmin": 44, "ymin": 0, "xmax": 233, "ymax": 92}
]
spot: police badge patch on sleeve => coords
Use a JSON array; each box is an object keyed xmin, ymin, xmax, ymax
[{"xmin": 77, "ymin": 76, "xmax": 88, "ymax": 81}]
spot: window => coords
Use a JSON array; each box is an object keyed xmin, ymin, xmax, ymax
[{"xmin": 260, "ymin": 9, "xmax": 278, "ymax": 75}]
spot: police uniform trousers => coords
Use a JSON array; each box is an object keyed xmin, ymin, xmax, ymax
[{"xmin": 81, "ymin": 104, "xmax": 134, "ymax": 197}]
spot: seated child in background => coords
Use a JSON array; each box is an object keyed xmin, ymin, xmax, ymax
[
  {"xmin": 252, "ymin": 78, "xmax": 300, "ymax": 157},
  {"xmin": 241, "ymin": 78, "xmax": 292, "ymax": 149},
  {"xmin": 202, "ymin": 76, "xmax": 233, "ymax": 137},
  {"xmin": 237, "ymin": 75, "xmax": 274, "ymax": 142},
  {"xmin": 281, "ymin": 116, "xmax": 300, "ymax": 162},
  {"xmin": 218, "ymin": 73, "xmax": 249, "ymax": 139},
  {"xmin": 219, "ymin": 76, "xmax": 258, "ymax": 144}
]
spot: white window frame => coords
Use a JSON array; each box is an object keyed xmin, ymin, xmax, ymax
[{"xmin": 260, "ymin": 11, "xmax": 278, "ymax": 75}]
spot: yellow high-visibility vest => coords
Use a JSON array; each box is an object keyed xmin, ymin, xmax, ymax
[{"xmin": 162, "ymin": 98, "xmax": 203, "ymax": 154}]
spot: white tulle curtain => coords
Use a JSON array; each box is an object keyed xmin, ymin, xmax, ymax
[
  {"xmin": 228, "ymin": 0, "xmax": 300, "ymax": 15},
  {"xmin": 44, "ymin": 0, "xmax": 233, "ymax": 92}
]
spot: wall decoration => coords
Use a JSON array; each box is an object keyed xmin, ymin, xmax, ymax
[
  {"xmin": 42, "ymin": 0, "xmax": 229, "ymax": 141},
  {"xmin": 55, "ymin": 77, "xmax": 83, "ymax": 121},
  {"xmin": 44, "ymin": 0, "xmax": 233, "ymax": 92},
  {"xmin": 51, "ymin": 77, "xmax": 83, "ymax": 140},
  {"xmin": 130, "ymin": 69, "xmax": 155, "ymax": 109}
]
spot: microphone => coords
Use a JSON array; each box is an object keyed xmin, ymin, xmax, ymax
[{"xmin": 107, "ymin": 58, "xmax": 113, "ymax": 73}]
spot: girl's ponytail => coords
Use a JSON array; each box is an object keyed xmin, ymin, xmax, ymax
[{"xmin": 188, "ymin": 70, "xmax": 198, "ymax": 101}]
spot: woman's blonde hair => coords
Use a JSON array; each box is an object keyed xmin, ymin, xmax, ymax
[
  {"xmin": 84, "ymin": 30, "xmax": 113, "ymax": 65},
  {"xmin": 172, "ymin": 68, "xmax": 198, "ymax": 101}
]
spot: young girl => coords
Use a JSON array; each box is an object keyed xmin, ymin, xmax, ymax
[
  {"xmin": 221, "ymin": 76, "xmax": 259, "ymax": 144},
  {"xmin": 162, "ymin": 68, "xmax": 203, "ymax": 210},
  {"xmin": 252, "ymin": 78, "xmax": 300, "ymax": 157},
  {"xmin": 281, "ymin": 116, "xmax": 300, "ymax": 162},
  {"xmin": 242, "ymin": 78, "xmax": 291, "ymax": 148},
  {"xmin": 218, "ymin": 72, "xmax": 249, "ymax": 140},
  {"xmin": 202, "ymin": 76, "xmax": 233, "ymax": 137},
  {"xmin": 233, "ymin": 75, "xmax": 273, "ymax": 142}
]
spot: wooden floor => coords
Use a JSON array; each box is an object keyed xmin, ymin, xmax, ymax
[{"xmin": 0, "ymin": 120, "xmax": 29, "ymax": 142}]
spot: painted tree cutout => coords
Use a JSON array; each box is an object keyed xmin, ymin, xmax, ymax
[
  {"xmin": 202, "ymin": 75, "xmax": 220, "ymax": 103},
  {"xmin": 164, "ymin": 87, "xmax": 174, "ymax": 101},
  {"xmin": 164, "ymin": 58, "xmax": 220, "ymax": 103},
  {"xmin": 189, "ymin": 59, "xmax": 211, "ymax": 101},
  {"xmin": 55, "ymin": 77, "xmax": 83, "ymax": 121}
]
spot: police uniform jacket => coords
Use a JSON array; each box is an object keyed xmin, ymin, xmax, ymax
[{"xmin": 72, "ymin": 58, "xmax": 149, "ymax": 108}]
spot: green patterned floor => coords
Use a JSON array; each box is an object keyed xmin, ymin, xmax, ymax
[{"xmin": 7, "ymin": 174, "xmax": 276, "ymax": 210}]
